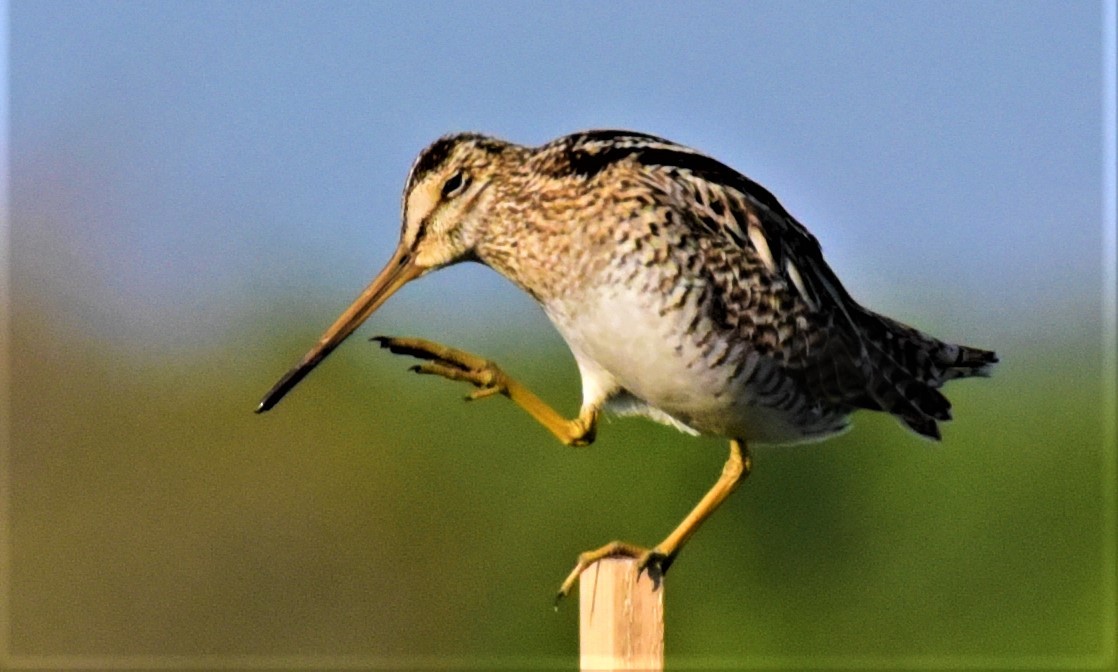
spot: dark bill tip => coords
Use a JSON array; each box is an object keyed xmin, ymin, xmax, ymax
[{"xmin": 255, "ymin": 360, "xmax": 317, "ymax": 413}]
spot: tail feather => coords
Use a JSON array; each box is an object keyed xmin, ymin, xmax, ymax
[
  {"xmin": 852, "ymin": 309, "xmax": 998, "ymax": 439},
  {"xmin": 939, "ymin": 342, "xmax": 999, "ymax": 381}
]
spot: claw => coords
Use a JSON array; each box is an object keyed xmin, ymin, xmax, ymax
[
  {"xmin": 377, "ymin": 334, "xmax": 600, "ymax": 454},
  {"xmin": 635, "ymin": 549, "xmax": 670, "ymax": 588},
  {"xmin": 554, "ymin": 540, "xmax": 664, "ymax": 606},
  {"xmin": 373, "ymin": 335, "xmax": 448, "ymax": 362},
  {"xmin": 376, "ymin": 336, "xmax": 509, "ymax": 399}
]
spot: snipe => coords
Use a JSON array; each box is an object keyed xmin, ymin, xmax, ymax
[{"xmin": 257, "ymin": 130, "xmax": 997, "ymax": 600}]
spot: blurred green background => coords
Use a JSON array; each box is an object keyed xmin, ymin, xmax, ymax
[
  {"xmin": 9, "ymin": 293, "xmax": 1112, "ymax": 667},
  {"xmin": 7, "ymin": 1, "xmax": 1114, "ymax": 669}
]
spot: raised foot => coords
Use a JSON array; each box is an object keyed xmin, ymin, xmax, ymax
[
  {"xmin": 372, "ymin": 336, "xmax": 508, "ymax": 400},
  {"xmin": 554, "ymin": 541, "xmax": 672, "ymax": 607}
]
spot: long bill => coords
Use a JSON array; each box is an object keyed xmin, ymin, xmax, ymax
[{"xmin": 255, "ymin": 245, "xmax": 423, "ymax": 413}]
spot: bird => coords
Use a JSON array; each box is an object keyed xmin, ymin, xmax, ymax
[{"xmin": 256, "ymin": 129, "xmax": 998, "ymax": 601}]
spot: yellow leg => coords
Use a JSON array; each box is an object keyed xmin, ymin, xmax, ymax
[
  {"xmin": 555, "ymin": 438, "xmax": 751, "ymax": 602},
  {"xmin": 373, "ymin": 336, "xmax": 597, "ymax": 446},
  {"xmin": 376, "ymin": 336, "xmax": 750, "ymax": 602}
]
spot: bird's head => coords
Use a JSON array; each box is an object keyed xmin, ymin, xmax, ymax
[
  {"xmin": 399, "ymin": 132, "xmax": 510, "ymax": 268},
  {"xmin": 255, "ymin": 132, "xmax": 513, "ymax": 412}
]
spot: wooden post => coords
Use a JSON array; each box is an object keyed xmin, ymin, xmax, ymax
[{"xmin": 579, "ymin": 557, "xmax": 664, "ymax": 671}]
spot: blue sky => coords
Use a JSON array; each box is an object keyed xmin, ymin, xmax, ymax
[{"xmin": 10, "ymin": 1, "xmax": 1109, "ymax": 354}]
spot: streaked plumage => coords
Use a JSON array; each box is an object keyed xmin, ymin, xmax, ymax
[
  {"xmin": 398, "ymin": 129, "xmax": 994, "ymax": 441},
  {"xmin": 257, "ymin": 129, "xmax": 998, "ymax": 597}
]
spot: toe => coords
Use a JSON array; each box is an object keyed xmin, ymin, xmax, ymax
[{"xmin": 636, "ymin": 549, "xmax": 672, "ymax": 588}]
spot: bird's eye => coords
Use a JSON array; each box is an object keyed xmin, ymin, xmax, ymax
[{"xmin": 441, "ymin": 171, "xmax": 468, "ymax": 198}]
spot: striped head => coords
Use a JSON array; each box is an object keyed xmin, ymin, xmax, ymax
[{"xmin": 399, "ymin": 133, "xmax": 517, "ymax": 269}]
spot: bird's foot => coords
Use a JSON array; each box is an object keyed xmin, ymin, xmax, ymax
[
  {"xmin": 554, "ymin": 540, "xmax": 672, "ymax": 607},
  {"xmin": 372, "ymin": 336, "xmax": 509, "ymax": 400}
]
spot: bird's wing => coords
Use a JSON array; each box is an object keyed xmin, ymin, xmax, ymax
[
  {"xmin": 582, "ymin": 134, "xmax": 963, "ymax": 436},
  {"xmin": 544, "ymin": 131, "xmax": 973, "ymax": 438}
]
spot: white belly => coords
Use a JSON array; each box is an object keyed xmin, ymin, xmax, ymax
[{"xmin": 543, "ymin": 282, "xmax": 849, "ymax": 444}]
